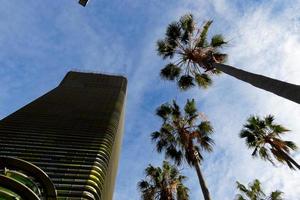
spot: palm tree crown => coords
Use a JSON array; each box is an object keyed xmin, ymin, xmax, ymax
[
  {"xmin": 152, "ymin": 99, "xmax": 214, "ymax": 166},
  {"xmin": 235, "ymin": 179, "xmax": 284, "ymax": 200},
  {"xmin": 157, "ymin": 14, "xmax": 300, "ymax": 104},
  {"xmin": 138, "ymin": 161, "xmax": 189, "ymax": 200},
  {"xmin": 240, "ymin": 115, "xmax": 299, "ymax": 170},
  {"xmin": 157, "ymin": 14, "xmax": 227, "ymax": 90}
]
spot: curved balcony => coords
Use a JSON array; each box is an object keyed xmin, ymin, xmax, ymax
[{"xmin": 0, "ymin": 156, "xmax": 57, "ymax": 200}]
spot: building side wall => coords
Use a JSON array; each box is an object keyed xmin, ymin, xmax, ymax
[
  {"xmin": 102, "ymin": 92, "xmax": 126, "ymax": 200},
  {"xmin": 0, "ymin": 71, "xmax": 127, "ymax": 200}
]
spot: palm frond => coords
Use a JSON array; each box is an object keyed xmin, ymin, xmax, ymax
[
  {"xmin": 211, "ymin": 68, "xmax": 222, "ymax": 75},
  {"xmin": 198, "ymin": 135, "xmax": 214, "ymax": 152},
  {"xmin": 251, "ymin": 147, "xmax": 259, "ymax": 156},
  {"xmin": 139, "ymin": 183, "xmax": 156, "ymax": 200},
  {"xmin": 156, "ymin": 139, "xmax": 168, "ymax": 153},
  {"xmin": 270, "ymin": 148, "xmax": 295, "ymax": 169},
  {"xmin": 210, "ymin": 34, "xmax": 227, "ymax": 47},
  {"xmin": 177, "ymin": 184, "xmax": 189, "ymax": 200},
  {"xmin": 265, "ymin": 115, "xmax": 275, "ymax": 126},
  {"xmin": 145, "ymin": 165, "xmax": 158, "ymax": 177},
  {"xmin": 166, "ymin": 22, "xmax": 182, "ymax": 46},
  {"xmin": 166, "ymin": 146, "xmax": 183, "ymax": 165},
  {"xmin": 236, "ymin": 181, "xmax": 248, "ymax": 193},
  {"xmin": 156, "ymin": 39, "xmax": 176, "ymax": 59},
  {"xmin": 172, "ymin": 100, "xmax": 181, "ymax": 117},
  {"xmin": 195, "ymin": 73, "xmax": 212, "ymax": 88},
  {"xmin": 178, "ymin": 75, "xmax": 194, "ymax": 90},
  {"xmin": 235, "ymin": 194, "xmax": 246, "ymax": 200},
  {"xmin": 269, "ymin": 190, "xmax": 284, "ymax": 200},
  {"xmin": 138, "ymin": 180, "xmax": 150, "ymax": 190},
  {"xmin": 196, "ymin": 20, "xmax": 213, "ymax": 47},
  {"xmin": 184, "ymin": 99, "xmax": 197, "ymax": 117},
  {"xmin": 239, "ymin": 129, "xmax": 252, "ymax": 138},
  {"xmin": 246, "ymin": 136, "xmax": 257, "ymax": 147},
  {"xmin": 198, "ymin": 121, "xmax": 213, "ymax": 134},
  {"xmin": 156, "ymin": 103, "xmax": 172, "ymax": 120},
  {"xmin": 180, "ymin": 14, "xmax": 194, "ymax": 33},
  {"xmin": 246, "ymin": 116, "xmax": 261, "ymax": 129},
  {"xmin": 240, "ymin": 130, "xmax": 256, "ymax": 147},
  {"xmin": 177, "ymin": 175, "xmax": 187, "ymax": 182},
  {"xmin": 271, "ymin": 124, "xmax": 290, "ymax": 135},
  {"xmin": 169, "ymin": 166, "xmax": 180, "ymax": 179},
  {"xmin": 235, "ymin": 179, "xmax": 284, "ymax": 200},
  {"xmin": 258, "ymin": 147, "xmax": 274, "ymax": 165},
  {"xmin": 160, "ymin": 63, "xmax": 181, "ymax": 80},
  {"xmin": 151, "ymin": 131, "xmax": 161, "ymax": 141},
  {"xmin": 179, "ymin": 14, "xmax": 194, "ymax": 44},
  {"xmin": 285, "ymin": 140, "xmax": 298, "ymax": 150},
  {"xmin": 248, "ymin": 180, "xmax": 265, "ymax": 199}
]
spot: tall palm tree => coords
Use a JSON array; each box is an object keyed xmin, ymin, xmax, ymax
[
  {"xmin": 235, "ymin": 179, "xmax": 284, "ymax": 200},
  {"xmin": 240, "ymin": 115, "xmax": 300, "ymax": 170},
  {"xmin": 157, "ymin": 14, "xmax": 300, "ymax": 104},
  {"xmin": 138, "ymin": 160, "xmax": 189, "ymax": 200},
  {"xmin": 151, "ymin": 99, "xmax": 214, "ymax": 200}
]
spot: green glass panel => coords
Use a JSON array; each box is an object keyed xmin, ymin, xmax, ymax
[
  {"xmin": 0, "ymin": 186, "xmax": 22, "ymax": 200},
  {"xmin": 5, "ymin": 171, "xmax": 41, "ymax": 196}
]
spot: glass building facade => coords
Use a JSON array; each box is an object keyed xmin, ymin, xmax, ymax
[{"xmin": 0, "ymin": 71, "xmax": 127, "ymax": 200}]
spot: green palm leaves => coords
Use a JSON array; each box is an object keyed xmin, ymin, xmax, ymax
[
  {"xmin": 157, "ymin": 14, "xmax": 226, "ymax": 90},
  {"xmin": 235, "ymin": 179, "xmax": 284, "ymax": 200},
  {"xmin": 138, "ymin": 161, "xmax": 189, "ymax": 200},
  {"xmin": 151, "ymin": 13, "xmax": 299, "ymax": 200},
  {"xmin": 152, "ymin": 99, "xmax": 214, "ymax": 166},
  {"xmin": 240, "ymin": 115, "xmax": 300, "ymax": 170},
  {"xmin": 152, "ymin": 99, "xmax": 213, "ymax": 200}
]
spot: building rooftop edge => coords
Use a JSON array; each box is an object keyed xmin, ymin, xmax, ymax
[{"xmin": 59, "ymin": 71, "xmax": 127, "ymax": 88}]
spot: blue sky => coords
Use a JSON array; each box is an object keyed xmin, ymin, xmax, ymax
[{"xmin": 1, "ymin": 0, "xmax": 300, "ymax": 199}]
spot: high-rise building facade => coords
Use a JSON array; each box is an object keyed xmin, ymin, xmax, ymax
[{"xmin": 0, "ymin": 71, "xmax": 127, "ymax": 200}]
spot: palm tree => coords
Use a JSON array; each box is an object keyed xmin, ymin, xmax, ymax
[
  {"xmin": 138, "ymin": 160, "xmax": 189, "ymax": 200},
  {"xmin": 240, "ymin": 115, "xmax": 300, "ymax": 170},
  {"xmin": 151, "ymin": 99, "xmax": 214, "ymax": 200},
  {"xmin": 235, "ymin": 179, "xmax": 284, "ymax": 200},
  {"xmin": 157, "ymin": 14, "xmax": 300, "ymax": 104}
]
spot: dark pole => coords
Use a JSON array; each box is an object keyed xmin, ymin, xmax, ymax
[{"xmin": 79, "ymin": 0, "xmax": 89, "ymax": 7}]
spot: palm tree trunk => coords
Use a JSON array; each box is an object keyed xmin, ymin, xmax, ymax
[
  {"xmin": 213, "ymin": 63, "xmax": 300, "ymax": 104},
  {"xmin": 194, "ymin": 162, "xmax": 211, "ymax": 200},
  {"xmin": 160, "ymin": 190, "xmax": 172, "ymax": 200}
]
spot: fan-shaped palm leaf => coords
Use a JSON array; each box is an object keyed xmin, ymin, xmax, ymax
[
  {"xmin": 240, "ymin": 115, "xmax": 300, "ymax": 170},
  {"xmin": 160, "ymin": 63, "xmax": 181, "ymax": 80},
  {"xmin": 196, "ymin": 20, "xmax": 213, "ymax": 48}
]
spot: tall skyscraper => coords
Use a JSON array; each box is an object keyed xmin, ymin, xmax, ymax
[{"xmin": 0, "ymin": 71, "xmax": 127, "ymax": 200}]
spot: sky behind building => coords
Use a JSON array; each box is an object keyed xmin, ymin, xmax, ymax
[{"xmin": 0, "ymin": 0, "xmax": 299, "ymax": 199}]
